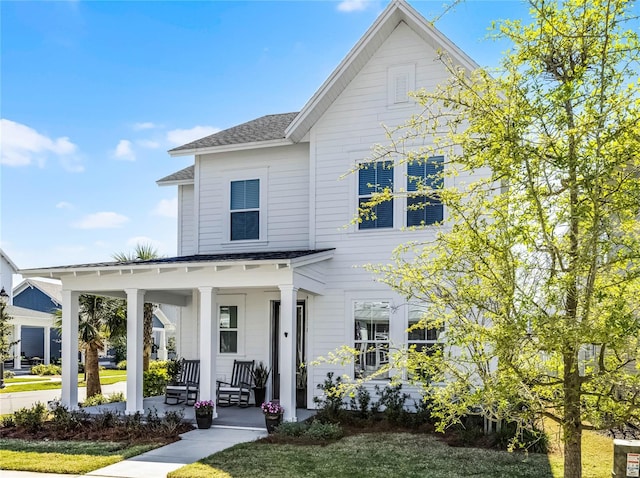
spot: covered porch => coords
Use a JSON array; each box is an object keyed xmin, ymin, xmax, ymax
[{"xmin": 20, "ymin": 250, "xmax": 333, "ymax": 423}]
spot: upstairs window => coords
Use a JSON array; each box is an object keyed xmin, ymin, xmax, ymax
[
  {"xmin": 407, "ymin": 156, "xmax": 444, "ymax": 226},
  {"xmin": 230, "ymin": 179, "xmax": 259, "ymax": 241},
  {"xmin": 358, "ymin": 161, "xmax": 394, "ymax": 230}
]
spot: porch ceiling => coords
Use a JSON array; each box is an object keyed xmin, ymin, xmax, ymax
[{"xmin": 19, "ymin": 249, "xmax": 334, "ymax": 301}]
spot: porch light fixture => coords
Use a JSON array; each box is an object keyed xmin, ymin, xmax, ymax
[{"xmin": 0, "ymin": 287, "xmax": 8, "ymax": 305}]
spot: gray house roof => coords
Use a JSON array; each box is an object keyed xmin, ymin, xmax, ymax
[
  {"xmin": 157, "ymin": 165, "xmax": 194, "ymax": 185},
  {"xmin": 169, "ymin": 112, "xmax": 298, "ymax": 153}
]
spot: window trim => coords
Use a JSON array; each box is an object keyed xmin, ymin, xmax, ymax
[{"xmin": 222, "ymin": 168, "xmax": 268, "ymax": 244}]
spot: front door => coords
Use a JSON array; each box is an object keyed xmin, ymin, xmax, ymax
[{"xmin": 271, "ymin": 301, "xmax": 305, "ymax": 400}]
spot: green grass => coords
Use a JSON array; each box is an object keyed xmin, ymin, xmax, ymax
[
  {"xmin": 0, "ymin": 439, "xmax": 157, "ymax": 474},
  {"xmin": 0, "ymin": 370, "xmax": 127, "ymax": 393},
  {"xmin": 168, "ymin": 433, "xmax": 553, "ymax": 478},
  {"xmin": 4, "ymin": 377, "xmax": 50, "ymax": 384}
]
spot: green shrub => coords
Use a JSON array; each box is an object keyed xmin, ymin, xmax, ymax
[
  {"xmin": 313, "ymin": 372, "xmax": 346, "ymax": 422},
  {"xmin": 50, "ymin": 404, "xmax": 88, "ymax": 431},
  {"xmin": 4, "ymin": 369, "xmax": 15, "ymax": 379},
  {"xmin": 143, "ymin": 368, "xmax": 168, "ymax": 397},
  {"xmin": 116, "ymin": 360, "xmax": 127, "ymax": 370},
  {"xmin": 30, "ymin": 363, "xmax": 62, "ymax": 376},
  {"xmin": 349, "ymin": 385, "xmax": 372, "ymax": 419},
  {"xmin": 304, "ymin": 421, "xmax": 343, "ymax": 440},
  {"xmin": 81, "ymin": 392, "xmax": 125, "ymax": 407},
  {"xmin": 373, "ymin": 383, "xmax": 410, "ymax": 425},
  {"xmin": 149, "ymin": 360, "xmax": 169, "ymax": 371},
  {"xmin": 275, "ymin": 421, "xmax": 308, "ymax": 437},
  {"xmin": 493, "ymin": 421, "xmax": 549, "ymax": 453},
  {"xmin": 13, "ymin": 402, "xmax": 48, "ymax": 432},
  {"xmin": 1, "ymin": 414, "xmax": 15, "ymax": 428}
]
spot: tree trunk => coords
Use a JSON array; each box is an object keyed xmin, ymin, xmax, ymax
[
  {"xmin": 143, "ymin": 303, "xmax": 153, "ymax": 371},
  {"xmin": 563, "ymin": 352, "xmax": 582, "ymax": 478},
  {"xmin": 85, "ymin": 345, "xmax": 102, "ymax": 399}
]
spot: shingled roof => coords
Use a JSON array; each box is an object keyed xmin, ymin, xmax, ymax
[
  {"xmin": 157, "ymin": 165, "xmax": 194, "ymax": 184},
  {"xmin": 169, "ymin": 112, "xmax": 299, "ymax": 153}
]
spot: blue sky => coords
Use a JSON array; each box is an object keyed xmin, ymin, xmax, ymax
[{"xmin": 1, "ymin": 0, "xmax": 531, "ymax": 270}]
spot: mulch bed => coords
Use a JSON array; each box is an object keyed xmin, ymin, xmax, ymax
[{"xmin": 0, "ymin": 421, "xmax": 194, "ymax": 445}]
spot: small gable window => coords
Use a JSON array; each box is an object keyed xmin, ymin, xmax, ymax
[
  {"xmin": 358, "ymin": 161, "xmax": 394, "ymax": 230},
  {"xmin": 407, "ymin": 156, "xmax": 444, "ymax": 226},
  {"xmin": 230, "ymin": 179, "xmax": 260, "ymax": 241}
]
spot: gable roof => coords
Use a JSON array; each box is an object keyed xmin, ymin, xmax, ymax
[
  {"xmin": 285, "ymin": 0, "xmax": 480, "ymax": 142},
  {"xmin": 157, "ymin": 165, "xmax": 194, "ymax": 185},
  {"xmin": 14, "ymin": 278, "xmax": 62, "ymax": 306},
  {"xmin": 0, "ymin": 248, "xmax": 18, "ymax": 272},
  {"xmin": 169, "ymin": 112, "xmax": 298, "ymax": 157}
]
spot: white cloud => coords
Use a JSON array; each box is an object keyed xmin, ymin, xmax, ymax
[
  {"xmin": 0, "ymin": 119, "xmax": 82, "ymax": 171},
  {"xmin": 167, "ymin": 126, "xmax": 220, "ymax": 146},
  {"xmin": 132, "ymin": 122, "xmax": 158, "ymax": 131},
  {"xmin": 73, "ymin": 212, "xmax": 130, "ymax": 229},
  {"xmin": 137, "ymin": 139, "xmax": 160, "ymax": 149},
  {"xmin": 152, "ymin": 198, "xmax": 178, "ymax": 219},
  {"xmin": 113, "ymin": 139, "xmax": 136, "ymax": 161},
  {"xmin": 337, "ymin": 0, "xmax": 372, "ymax": 12},
  {"xmin": 56, "ymin": 201, "xmax": 73, "ymax": 210}
]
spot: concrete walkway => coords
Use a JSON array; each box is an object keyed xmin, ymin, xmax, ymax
[{"xmin": 2, "ymin": 424, "xmax": 267, "ymax": 478}]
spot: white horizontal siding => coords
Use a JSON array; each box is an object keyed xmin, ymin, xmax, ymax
[
  {"xmin": 178, "ymin": 185, "xmax": 195, "ymax": 256},
  {"xmin": 196, "ymin": 143, "xmax": 310, "ymax": 253}
]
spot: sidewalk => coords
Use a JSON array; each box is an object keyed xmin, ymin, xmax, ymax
[{"xmin": 2, "ymin": 425, "xmax": 267, "ymax": 478}]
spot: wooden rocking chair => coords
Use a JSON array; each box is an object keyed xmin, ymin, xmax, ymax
[
  {"xmin": 216, "ymin": 360, "xmax": 255, "ymax": 407},
  {"xmin": 164, "ymin": 359, "xmax": 200, "ymax": 405}
]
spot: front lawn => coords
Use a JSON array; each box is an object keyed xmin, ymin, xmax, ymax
[
  {"xmin": 0, "ymin": 370, "xmax": 127, "ymax": 393},
  {"xmin": 168, "ymin": 432, "xmax": 553, "ymax": 478},
  {"xmin": 0, "ymin": 439, "xmax": 157, "ymax": 474}
]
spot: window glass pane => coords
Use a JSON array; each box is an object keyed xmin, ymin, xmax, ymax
[
  {"xmin": 407, "ymin": 156, "xmax": 443, "ymax": 227},
  {"xmin": 359, "ymin": 161, "xmax": 393, "ymax": 195},
  {"xmin": 354, "ymin": 301, "xmax": 390, "ymax": 378},
  {"xmin": 231, "ymin": 211, "xmax": 259, "ymax": 240},
  {"xmin": 220, "ymin": 306, "xmax": 238, "ymax": 329},
  {"xmin": 220, "ymin": 331, "xmax": 238, "ymax": 353},
  {"xmin": 231, "ymin": 179, "xmax": 259, "ymax": 210}
]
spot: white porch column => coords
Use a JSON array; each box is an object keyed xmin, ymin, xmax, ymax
[
  {"xmin": 279, "ymin": 284, "xmax": 298, "ymax": 422},
  {"xmin": 61, "ymin": 290, "xmax": 79, "ymax": 409},
  {"xmin": 198, "ymin": 287, "xmax": 218, "ymax": 417},
  {"xmin": 44, "ymin": 326, "xmax": 51, "ymax": 365},
  {"xmin": 13, "ymin": 324, "xmax": 22, "ymax": 369},
  {"xmin": 157, "ymin": 329, "xmax": 168, "ymax": 361},
  {"xmin": 126, "ymin": 289, "xmax": 145, "ymax": 414}
]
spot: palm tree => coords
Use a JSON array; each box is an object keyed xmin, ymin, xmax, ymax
[
  {"xmin": 112, "ymin": 243, "xmax": 160, "ymax": 371},
  {"xmin": 54, "ymin": 295, "xmax": 126, "ymax": 398}
]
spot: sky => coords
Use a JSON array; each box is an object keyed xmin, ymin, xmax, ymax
[{"xmin": 0, "ymin": 0, "xmax": 534, "ymax": 271}]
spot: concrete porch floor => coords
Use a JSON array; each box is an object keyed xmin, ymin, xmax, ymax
[{"xmin": 84, "ymin": 396, "xmax": 316, "ymax": 428}]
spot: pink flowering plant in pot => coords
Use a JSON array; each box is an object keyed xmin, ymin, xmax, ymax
[
  {"xmin": 261, "ymin": 401, "xmax": 284, "ymax": 417},
  {"xmin": 194, "ymin": 400, "xmax": 214, "ymax": 416}
]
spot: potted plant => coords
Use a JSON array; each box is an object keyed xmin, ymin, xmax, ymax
[
  {"xmin": 296, "ymin": 366, "xmax": 307, "ymax": 409},
  {"xmin": 252, "ymin": 361, "xmax": 271, "ymax": 407},
  {"xmin": 193, "ymin": 400, "xmax": 214, "ymax": 429},
  {"xmin": 261, "ymin": 400, "xmax": 284, "ymax": 433}
]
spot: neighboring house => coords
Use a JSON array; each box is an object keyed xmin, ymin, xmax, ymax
[
  {"xmin": 12, "ymin": 279, "xmax": 63, "ymax": 366},
  {"xmin": 0, "ymin": 248, "xmax": 18, "ymax": 303},
  {"xmin": 0, "ymin": 254, "xmax": 60, "ymax": 368},
  {"xmin": 20, "ymin": 0, "xmax": 484, "ymax": 421}
]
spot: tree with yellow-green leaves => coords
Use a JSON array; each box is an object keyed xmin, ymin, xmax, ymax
[{"xmin": 360, "ymin": 1, "xmax": 640, "ymax": 477}]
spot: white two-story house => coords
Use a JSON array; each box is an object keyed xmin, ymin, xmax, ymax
[{"xmin": 21, "ymin": 0, "xmax": 484, "ymax": 421}]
